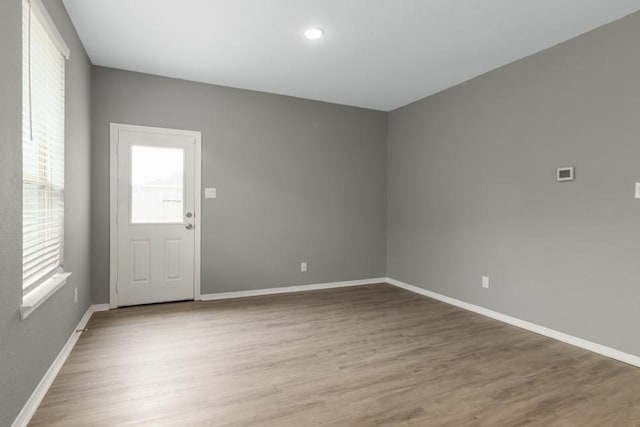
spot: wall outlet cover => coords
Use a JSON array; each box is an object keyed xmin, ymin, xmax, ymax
[{"xmin": 482, "ymin": 276, "xmax": 490, "ymax": 289}]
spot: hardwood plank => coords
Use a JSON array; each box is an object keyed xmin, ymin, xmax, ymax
[{"xmin": 29, "ymin": 284, "xmax": 640, "ymax": 426}]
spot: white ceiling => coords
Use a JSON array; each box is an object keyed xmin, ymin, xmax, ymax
[{"xmin": 63, "ymin": 0, "xmax": 640, "ymax": 111}]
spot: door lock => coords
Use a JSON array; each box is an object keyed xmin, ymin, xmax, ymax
[{"xmin": 185, "ymin": 223, "xmax": 194, "ymax": 230}]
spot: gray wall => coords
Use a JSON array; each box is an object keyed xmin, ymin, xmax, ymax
[
  {"xmin": 0, "ymin": 0, "xmax": 93, "ymax": 425},
  {"xmin": 3, "ymin": 4, "xmax": 639, "ymax": 424},
  {"xmin": 91, "ymin": 67, "xmax": 387, "ymax": 303},
  {"xmin": 387, "ymin": 11, "xmax": 640, "ymax": 357}
]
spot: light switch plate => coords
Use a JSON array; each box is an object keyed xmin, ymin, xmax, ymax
[
  {"xmin": 205, "ymin": 188, "xmax": 216, "ymax": 199},
  {"xmin": 635, "ymin": 183, "xmax": 640, "ymax": 199}
]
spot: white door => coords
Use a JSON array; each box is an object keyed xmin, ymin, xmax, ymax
[{"xmin": 113, "ymin": 125, "xmax": 200, "ymax": 307}]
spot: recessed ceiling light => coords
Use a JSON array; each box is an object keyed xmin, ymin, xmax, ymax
[{"xmin": 304, "ymin": 27, "xmax": 324, "ymax": 40}]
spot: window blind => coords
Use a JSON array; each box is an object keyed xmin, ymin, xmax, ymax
[{"xmin": 22, "ymin": 0, "xmax": 67, "ymax": 292}]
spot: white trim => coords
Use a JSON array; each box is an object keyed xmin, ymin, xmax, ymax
[
  {"xmin": 91, "ymin": 303, "xmax": 111, "ymax": 312},
  {"xmin": 193, "ymin": 132, "xmax": 202, "ymax": 301},
  {"xmin": 201, "ymin": 278, "xmax": 386, "ymax": 301},
  {"xmin": 109, "ymin": 124, "xmax": 118, "ymax": 309},
  {"xmin": 385, "ymin": 277, "xmax": 640, "ymax": 368},
  {"xmin": 109, "ymin": 123, "xmax": 202, "ymax": 308},
  {"xmin": 30, "ymin": 0, "xmax": 71, "ymax": 59},
  {"xmin": 11, "ymin": 304, "xmax": 103, "ymax": 427},
  {"xmin": 20, "ymin": 272, "xmax": 72, "ymax": 320}
]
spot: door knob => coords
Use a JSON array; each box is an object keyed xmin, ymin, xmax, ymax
[{"xmin": 185, "ymin": 223, "xmax": 194, "ymax": 230}]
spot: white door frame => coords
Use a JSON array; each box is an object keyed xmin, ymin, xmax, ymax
[{"xmin": 109, "ymin": 123, "xmax": 202, "ymax": 308}]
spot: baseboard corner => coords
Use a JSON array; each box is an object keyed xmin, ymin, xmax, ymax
[{"xmin": 91, "ymin": 303, "xmax": 111, "ymax": 312}]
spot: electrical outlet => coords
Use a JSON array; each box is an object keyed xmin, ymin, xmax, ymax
[
  {"xmin": 301, "ymin": 262, "xmax": 308, "ymax": 272},
  {"xmin": 482, "ymin": 276, "xmax": 489, "ymax": 289},
  {"xmin": 74, "ymin": 288, "xmax": 78, "ymax": 303}
]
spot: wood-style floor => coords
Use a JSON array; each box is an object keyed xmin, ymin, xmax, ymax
[{"xmin": 30, "ymin": 284, "xmax": 640, "ymax": 426}]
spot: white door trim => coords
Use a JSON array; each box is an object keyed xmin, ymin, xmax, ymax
[{"xmin": 109, "ymin": 123, "xmax": 202, "ymax": 308}]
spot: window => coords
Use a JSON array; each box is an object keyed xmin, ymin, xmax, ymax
[
  {"xmin": 21, "ymin": 0, "xmax": 70, "ymax": 313},
  {"xmin": 130, "ymin": 145, "xmax": 185, "ymax": 224}
]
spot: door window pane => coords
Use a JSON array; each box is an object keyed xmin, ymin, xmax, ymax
[{"xmin": 131, "ymin": 145, "xmax": 184, "ymax": 224}]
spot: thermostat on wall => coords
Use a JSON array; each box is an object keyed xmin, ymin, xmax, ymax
[{"xmin": 557, "ymin": 167, "xmax": 574, "ymax": 182}]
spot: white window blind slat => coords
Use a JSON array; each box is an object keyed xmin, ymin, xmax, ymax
[
  {"xmin": 24, "ymin": 251, "xmax": 61, "ymax": 275},
  {"xmin": 23, "ymin": 263, "xmax": 61, "ymax": 289},
  {"xmin": 22, "ymin": 0, "xmax": 68, "ymax": 294},
  {"xmin": 23, "ymin": 238, "xmax": 63, "ymax": 259}
]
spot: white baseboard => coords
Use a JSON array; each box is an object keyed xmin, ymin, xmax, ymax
[
  {"xmin": 11, "ymin": 304, "xmax": 106, "ymax": 427},
  {"xmin": 201, "ymin": 277, "xmax": 386, "ymax": 301},
  {"xmin": 91, "ymin": 303, "xmax": 111, "ymax": 312},
  {"xmin": 386, "ymin": 277, "xmax": 640, "ymax": 368}
]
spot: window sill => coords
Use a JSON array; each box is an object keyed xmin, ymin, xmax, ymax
[{"xmin": 20, "ymin": 271, "xmax": 72, "ymax": 320}]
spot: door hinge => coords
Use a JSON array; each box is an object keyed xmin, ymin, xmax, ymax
[{"xmin": 115, "ymin": 282, "xmax": 119, "ymax": 294}]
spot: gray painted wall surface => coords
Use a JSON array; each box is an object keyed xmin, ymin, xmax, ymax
[
  {"xmin": 387, "ymin": 12, "xmax": 640, "ymax": 357},
  {"xmin": 3, "ymin": 4, "xmax": 640, "ymax": 424},
  {"xmin": 0, "ymin": 1, "xmax": 92, "ymax": 425},
  {"xmin": 91, "ymin": 67, "xmax": 387, "ymax": 303}
]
